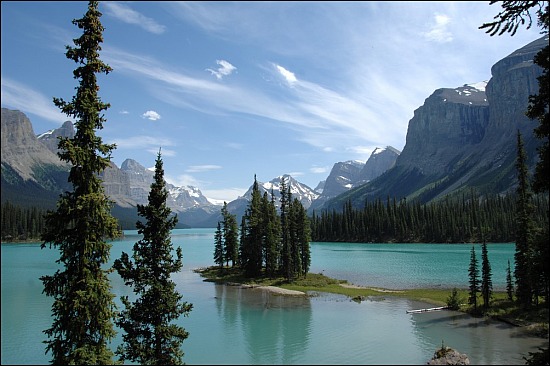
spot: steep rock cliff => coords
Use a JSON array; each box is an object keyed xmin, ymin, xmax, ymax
[{"xmin": 326, "ymin": 36, "xmax": 546, "ymax": 209}]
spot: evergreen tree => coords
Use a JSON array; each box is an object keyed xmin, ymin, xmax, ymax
[
  {"xmin": 481, "ymin": 241, "xmax": 493, "ymax": 309},
  {"xmin": 514, "ymin": 130, "xmax": 535, "ymax": 308},
  {"xmin": 239, "ymin": 215, "xmax": 248, "ymax": 268},
  {"xmin": 214, "ymin": 221, "xmax": 224, "ymax": 268},
  {"xmin": 39, "ymin": 2, "xmax": 119, "ymax": 363},
  {"xmin": 289, "ymin": 198, "xmax": 303, "ymax": 279},
  {"xmin": 468, "ymin": 246, "xmax": 480, "ymax": 313},
  {"xmin": 506, "ymin": 259, "xmax": 515, "ymax": 301},
  {"xmin": 241, "ymin": 176, "xmax": 264, "ymax": 277},
  {"xmin": 279, "ymin": 178, "xmax": 292, "ymax": 280},
  {"xmin": 113, "ymin": 150, "xmax": 192, "ymax": 365},
  {"xmin": 221, "ymin": 202, "xmax": 239, "ymax": 267},
  {"xmin": 263, "ymin": 191, "xmax": 281, "ymax": 277},
  {"xmin": 295, "ymin": 199, "xmax": 311, "ymax": 276},
  {"xmin": 446, "ymin": 288, "xmax": 462, "ymax": 311}
]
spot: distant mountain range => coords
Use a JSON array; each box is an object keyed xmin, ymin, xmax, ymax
[
  {"xmin": 1, "ymin": 35, "xmax": 546, "ymax": 228},
  {"xmin": 0, "ymin": 107, "xmax": 396, "ymax": 227}
]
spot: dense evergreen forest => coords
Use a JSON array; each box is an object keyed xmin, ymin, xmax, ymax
[
  {"xmin": 1, "ymin": 201, "xmax": 46, "ymax": 241},
  {"xmin": 310, "ymin": 192, "xmax": 549, "ymax": 243},
  {"xmin": 3, "ymin": 191, "xmax": 548, "ymax": 244}
]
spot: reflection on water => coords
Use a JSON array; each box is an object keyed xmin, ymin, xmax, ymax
[{"xmin": 213, "ymin": 284, "xmax": 312, "ymax": 364}]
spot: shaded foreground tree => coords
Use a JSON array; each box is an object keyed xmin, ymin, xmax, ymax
[
  {"xmin": 514, "ymin": 130, "xmax": 535, "ymax": 308},
  {"xmin": 468, "ymin": 246, "xmax": 480, "ymax": 313},
  {"xmin": 39, "ymin": 2, "xmax": 120, "ymax": 363},
  {"xmin": 114, "ymin": 150, "xmax": 193, "ymax": 365},
  {"xmin": 481, "ymin": 241, "xmax": 493, "ymax": 309}
]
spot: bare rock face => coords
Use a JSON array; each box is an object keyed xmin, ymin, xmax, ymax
[
  {"xmin": 1, "ymin": 108, "xmax": 68, "ymax": 182},
  {"xmin": 427, "ymin": 346, "xmax": 470, "ymax": 365},
  {"xmin": 37, "ymin": 120, "xmax": 75, "ymax": 154},
  {"xmin": 356, "ymin": 146, "xmax": 400, "ymax": 184},
  {"xmin": 325, "ymin": 35, "xmax": 547, "ymax": 211}
]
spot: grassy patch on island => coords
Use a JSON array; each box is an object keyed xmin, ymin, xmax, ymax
[{"xmin": 195, "ymin": 266, "xmax": 548, "ymax": 332}]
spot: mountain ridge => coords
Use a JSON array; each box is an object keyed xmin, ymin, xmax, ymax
[{"xmin": 324, "ymin": 35, "xmax": 546, "ymax": 211}]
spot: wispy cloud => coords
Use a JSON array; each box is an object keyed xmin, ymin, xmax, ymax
[
  {"xmin": 105, "ymin": 37, "xmax": 411, "ymax": 156},
  {"xmin": 146, "ymin": 148, "xmax": 176, "ymax": 157},
  {"xmin": 206, "ymin": 60, "xmax": 236, "ymax": 80},
  {"xmin": 275, "ymin": 64, "xmax": 297, "ymax": 84},
  {"xmin": 110, "ymin": 135, "xmax": 175, "ymax": 150},
  {"xmin": 142, "ymin": 110, "xmax": 161, "ymax": 121},
  {"xmin": 186, "ymin": 165, "xmax": 222, "ymax": 173},
  {"xmin": 1, "ymin": 77, "xmax": 71, "ymax": 124},
  {"xmin": 422, "ymin": 13, "xmax": 453, "ymax": 43},
  {"xmin": 346, "ymin": 146, "xmax": 378, "ymax": 156},
  {"xmin": 103, "ymin": 2, "xmax": 166, "ymax": 34},
  {"xmin": 165, "ymin": 173, "xmax": 202, "ymax": 188},
  {"xmin": 201, "ymin": 187, "xmax": 249, "ymax": 204},
  {"xmin": 310, "ymin": 166, "xmax": 329, "ymax": 174}
]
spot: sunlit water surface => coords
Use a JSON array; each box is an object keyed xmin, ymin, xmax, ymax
[{"xmin": 2, "ymin": 228, "xmax": 547, "ymax": 364}]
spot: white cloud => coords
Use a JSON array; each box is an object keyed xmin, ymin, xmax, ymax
[
  {"xmin": 142, "ymin": 110, "xmax": 161, "ymax": 121},
  {"xmin": 310, "ymin": 166, "xmax": 329, "ymax": 174},
  {"xmin": 275, "ymin": 64, "xmax": 297, "ymax": 84},
  {"xmin": 346, "ymin": 146, "xmax": 378, "ymax": 156},
  {"xmin": 186, "ymin": 165, "xmax": 222, "ymax": 173},
  {"xmin": 1, "ymin": 77, "xmax": 72, "ymax": 125},
  {"xmin": 146, "ymin": 148, "xmax": 176, "ymax": 157},
  {"xmin": 119, "ymin": 110, "xmax": 129, "ymax": 114},
  {"xmin": 103, "ymin": 3, "xmax": 166, "ymax": 34},
  {"xmin": 422, "ymin": 13, "xmax": 453, "ymax": 43},
  {"xmin": 206, "ymin": 60, "xmax": 237, "ymax": 80},
  {"xmin": 201, "ymin": 187, "xmax": 248, "ymax": 204},
  {"xmin": 165, "ymin": 173, "xmax": 202, "ymax": 188},
  {"xmin": 110, "ymin": 135, "xmax": 175, "ymax": 149}
]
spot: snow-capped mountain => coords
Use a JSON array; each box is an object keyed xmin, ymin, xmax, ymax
[
  {"xmin": 309, "ymin": 147, "xmax": 400, "ymax": 212},
  {"xmin": 114, "ymin": 158, "xmax": 217, "ymax": 212},
  {"xmin": 240, "ymin": 174, "xmax": 320, "ymax": 209}
]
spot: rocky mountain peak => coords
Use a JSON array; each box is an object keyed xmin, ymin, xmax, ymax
[
  {"xmin": 120, "ymin": 158, "xmax": 148, "ymax": 173},
  {"xmin": 356, "ymin": 146, "xmax": 400, "ymax": 185},
  {"xmin": 37, "ymin": 120, "xmax": 75, "ymax": 154},
  {"xmin": 1, "ymin": 108, "xmax": 67, "ymax": 182}
]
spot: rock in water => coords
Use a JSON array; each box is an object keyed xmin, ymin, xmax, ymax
[{"xmin": 427, "ymin": 346, "xmax": 470, "ymax": 365}]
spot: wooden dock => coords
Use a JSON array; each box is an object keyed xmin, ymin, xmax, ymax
[{"xmin": 406, "ymin": 306, "xmax": 449, "ymax": 314}]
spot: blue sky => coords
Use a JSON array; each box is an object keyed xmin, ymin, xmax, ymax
[{"xmin": 1, "ymin": 1, "xmax": 544, "ymax": 204}]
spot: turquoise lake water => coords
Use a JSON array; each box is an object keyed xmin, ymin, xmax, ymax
[{"xmin": 1, "ymin": 228, "xmax": 547, "ymax": 364}]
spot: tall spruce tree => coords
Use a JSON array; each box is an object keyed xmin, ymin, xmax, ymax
[
  {"xmin": 514, "ymin": 130, "xmax": 535, "ymax": 308},
  {"xmin": 468, "ymin": 246, "xmax": 480, "ymax": 313},
  {"xmin": 221, "ymin": 202, "xmax": 239, "ymax": 267},
  {"xmin": 296, "ymin": 201, "xmax": 312, "ymax": 277},
  {"xmin": 39, "ymin": 2, "xmax": 119, "ymax": 363},
  {"xmin": 214, "ymin": 221, "xmax": 224, "ymax": 268},
  {"xmin": 481, "ymin": 241, "xmax": 493, "ymax": 309},
  {"xmin": 263, "ymin": 191, "xmax": 281, "ymax": 277},
  {"xmin": 279, "ymin": 177, "xmax": 292, "ymax": 280},
  {"xmin": 241, "ymin": 176, "xmax": 264, "ymax": 277},
  {"xmin": 506, "ymin": 259, "xmax": 515, "ymax": 301},
  {"xmin": 113, "ymin": 150, "xmax": 192, "ymax": 365}
]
